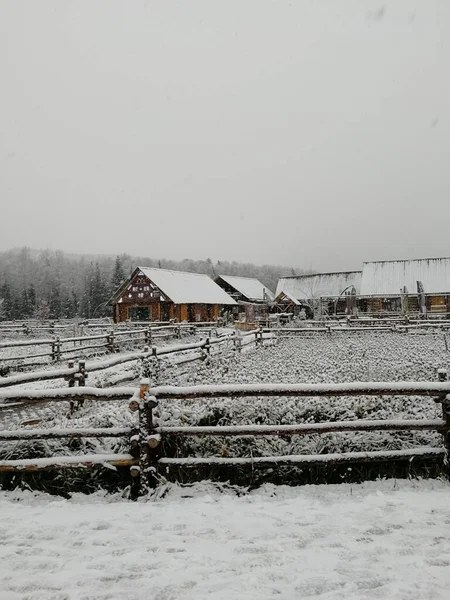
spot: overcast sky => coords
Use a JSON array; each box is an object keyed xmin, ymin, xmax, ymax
[{"xmin": 1, "ymin": 1, "xmax": 449, "ymax": 272}]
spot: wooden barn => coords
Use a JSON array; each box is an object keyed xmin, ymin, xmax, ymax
[
  {"xmin": 110, "ymin": 267, "xmax": 236, "ymax": 323},
  {"xmin": 214, "ymin": 275, "xmax": 274, "ymax": 303},
  {"xmin": 359, "ymin": 258, "xmax": 450, "ymax": 317},
  {"xmin": 276, "ymin": 271, "xmax": 362, "ymax": 317}
]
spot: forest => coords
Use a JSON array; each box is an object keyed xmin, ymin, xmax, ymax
[{"xmin": 0, "ymin": 247, "xmax": 303, "ymax": 320}]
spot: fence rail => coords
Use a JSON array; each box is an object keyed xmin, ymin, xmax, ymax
[
  {"xmin": 0, "ymin": 329, "xmax": 267, "ymax": 389},
  {"xmin": 0, "ymin": 376, "xmax": 449, "ymax": 495},
  {"xmin": 0, "ymin": 323, "xmax": 222, "ymax": 371}
]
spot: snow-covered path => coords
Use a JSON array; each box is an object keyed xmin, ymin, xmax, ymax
[{"xmin": 1, "ymin": 480, "xmax": 450, "ymax": 599}]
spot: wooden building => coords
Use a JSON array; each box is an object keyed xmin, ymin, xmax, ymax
[
  {"xmin": 359, "ymin": 258, "xmax": 450, "ymax": 317},
  {"xmin": 110, "ymin": 267, "xmax": 236, "ymax": 323},
  {"xmin": 214, "ymin": 275, "xmax": 274, "ymax": 304},
  {"xmin": 276, "ymin": 271, "xmax": 362, "ymax": 317}
]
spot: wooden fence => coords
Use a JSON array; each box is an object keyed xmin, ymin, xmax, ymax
[
  {"xmin": 0, "ymin": 323, "xmax": 222, "ymax": 371},
  {"xmin": 0, "ymin": 329, "xmax": 266, "ymax": 389},
  {"xmin": 0, "ymin": 374, "xmax": 449, "ymax": 496},
  {"xmin": 0, "ymin": 319, "xmax": 220, "ymax": 337},
  {"xmin": 266, "ymin": 322, "xmax": 450, "ymax": 335}
]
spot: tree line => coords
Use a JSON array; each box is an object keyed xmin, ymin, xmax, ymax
[{"xmin": 0, "ymin": 248, "xmax": 304, "ymax": 321}]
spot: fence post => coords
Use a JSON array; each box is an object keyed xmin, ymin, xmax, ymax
[
  {"xmin": 75, "ymin": 360, "xmax": 87, "ymax": 409},
  {"xmin": 145, "ymin": 326, "xmax": 152, "ymax": 346},
  {"xmin": 55, "ymin": 336, "xmax": 61, "ymax": 361},
  {"xmin": 106, "ymin": 331, "xmax": 115, "ymax": 353},
  {"xmin": 65, "ymin": 360, "xmax": 76, "ymax": 413},
  {"xmin": 137, "ymin": 379, "xmax": 159, "ymax": 496},
  {"xmin": 205, "ymin": 337, "xmax": 211, "ymax": 355},
  {"xmin": 177, "ymin": 325, "xmax": 181, "ymax": 339},
  {"xmin": 437, "ymin": 369, "xmax": 450, "ymax": 463},
  {"xmin": 256, "ymin": 329, "xmax": 263, "ymax": 346},
  {"xmin": 233, "ymin": 333, "xmax": 242, "ymax": 353}
]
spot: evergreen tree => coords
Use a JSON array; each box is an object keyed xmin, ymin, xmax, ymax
[
  {"xmin": 0, "ymin": 283, "xmax": 13, "ymax": 320},
  {"xmin": 110, "ymin": 255, "xmax": 126, "ymax": 294},
  {"xmin": 28, "ymin": 285, "xmax": 37, "ymax": 315}
]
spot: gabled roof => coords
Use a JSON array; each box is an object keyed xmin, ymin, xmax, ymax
[
  {"xmin": 137, "ymin": 267, "xmax": 236, "ymax": 305},
  {"xmin": 360, "ymin": 258, "xmax": 450, "ymax": 296},
  {"xmin": 275, "ymin": 290, "xmax": 301, "ymax": 305},
  {"xmin": 216, "ymin": 275, "xmax": 274, "ymax": 302},
  {"xmin": 276, "ymin": 271, "xmax": 361, "ymax": 300}
]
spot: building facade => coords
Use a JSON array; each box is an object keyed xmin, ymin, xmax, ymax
[{"xmin": 110, "ymin": 267, "xmax": 236, "ymax": 323}]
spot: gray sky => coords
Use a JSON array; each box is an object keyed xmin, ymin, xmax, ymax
[{"xmin": 1, "ymin": 1, "xmax": 449, "ymax": 272}]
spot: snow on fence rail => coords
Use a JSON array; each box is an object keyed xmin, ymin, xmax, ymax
[
  {"xmin": 266, "ymin": 323, "xmax": 450, "ymax": 335},
  {"xmin": 0, "ymin": 376, "xmax": 450, "ymax": 495},
  {"xmin": 0, "ymin": 323, "xmax": 226, "ymax": 370},
  {"xmin": 0, "ymin": 319, "xmax": 220, "ymax": 336},
  {"xmin": 0, "ymin": 329, "xmax": 266, "ymax": 389}
]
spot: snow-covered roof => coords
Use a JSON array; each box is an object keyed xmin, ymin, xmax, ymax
[
  {"xmin": 276, "ymin": 272, "xmax": 362, "ymax": 300},
  {"xmin": 275, "ymin": 290, "xmax": 301, "ymax": 305},
  {"xmin": 216, "ymin": 275, "xmax": 274, "ymax": 301},
  {"xmin": 360, "ymin": 258, "xmax": 450, "ymax": 296},
  {"xmin": 137, "ymin": 267, "xmax": 236, "ymax": 305}
]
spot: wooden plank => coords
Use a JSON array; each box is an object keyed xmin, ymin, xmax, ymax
[
  {"xmin": 151, "ymin": 382, "xmax": 450, "ymax": 400},
  {"xmin": 0, "ymin": 453, "xmax": 136, "ymax": 472},
  {"xmin": 0, "ymin": 427, "xmax": 131, "ymax": 441},
  {"xmin": 159, "ymin": 447, "xmax": 445, "ymax": 467},
  {"xmin": 158, "ymin": 419, "xmax": 448, "ymax": 436}
]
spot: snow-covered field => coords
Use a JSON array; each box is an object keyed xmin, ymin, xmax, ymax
[
  {"xmin": 1, "ymin": 479, "xmax": 450, "ymax": 599},
  {"xmin": 1, "ymin": 331, "xmax": 448, "ymax": 467}
]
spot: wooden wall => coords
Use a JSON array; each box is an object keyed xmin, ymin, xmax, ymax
[{"xmin": 113, "ymin": 302, "xmax": 220, "ymax": 323}]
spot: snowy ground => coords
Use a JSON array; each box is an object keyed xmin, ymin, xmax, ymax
[
  {"xmin": 1, "ymin": 479, "xmax": 450, "ymax": 599},
  {"xmin": 1, "ymin": 331, "xmax": 448, "ymax": 464}
]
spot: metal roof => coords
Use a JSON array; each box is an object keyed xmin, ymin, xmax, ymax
[
  {"xmin": 216, "ymin": 275, "xmax": 274, "ymax": 301},
  {"xmin": 276, "ymin": 271, "xmax": 362, "ymax": 300},
  {"xmin": 360, "ymin": 258, "xmax": 450, "ymax": 296},
  {"xmin": 137, "ymin": 267, "xmax": 237, "ymax": 305}
]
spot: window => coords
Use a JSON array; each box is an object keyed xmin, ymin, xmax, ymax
[
  {"xmin": 138, "ymin": 292, "xmax": 144, "ymax": 298},
  {"xmin": 132, "ymin": 287, "xmax": 137, "ymax": 292}
]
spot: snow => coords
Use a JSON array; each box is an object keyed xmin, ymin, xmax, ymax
[
  {"xmin": 274, "ymin": 290, "xmax": 301, "ymax": 305},
  {"xmin": 276, "ymin": 271, "xmax": 362, "ymax": 300},
  {"xmin": 151, "ymin": 381, "xmax": 450, "ymax": 398},
  {"xmin": 160, "ymin": 418, "xmax": 446, "ymax": 435},
  {"xmin": 1, "ymin": 479, "xmax": 450, "ymax": 599},
  {"xmin": 361, "ymin": 257, "xmax": 450, "ymax": 296},
  {"xmin": 217, "ymin": 275, "xmax": 274, "ymax": 301},
  {"xmin": 138, "ymin": 266, "xmax": 237, "ymax": 305},
  {"xmin": 159, "ymin": 447, "xmax": 445, "ymax": 466},
  {"xmin": 0, "ymin": 453, "xmax": 134, "ymax": 470}
]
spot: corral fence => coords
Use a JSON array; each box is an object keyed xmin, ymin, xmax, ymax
[
  {"xmin": 0, "ymin": 372, "xmax": 449, "ymax": 497},
  {"xmin": 0, "ymin": 322, "xmax": 228, "ymax": 372},
  {"xmin": 265, "ymin": 319, "xmax": 450, "ymax": 336},
  {"xmin": 0, "ymin": 318, "xmax": 221, "ymax": 336},
  {"xmin": 0, "ymin": 328, "xmax": 269, "ymax": 389}
]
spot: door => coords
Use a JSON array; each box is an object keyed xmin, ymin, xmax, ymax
[
  {"xmin": 161, "ymin": 303, "xmax": 170, "ymax": 322},
  {"xmin": 129, "ymin": 307, "xmax": 150, "ymax": 321}
]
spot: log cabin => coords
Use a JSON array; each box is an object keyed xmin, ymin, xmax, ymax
[{"xmin": 110, "ymin": 267, "xmax": 236, "ymax": 323}]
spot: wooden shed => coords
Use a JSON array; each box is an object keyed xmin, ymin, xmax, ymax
[
  {"xmin": 110, "ymin": 267, "xmax": 236, "ymax": 323},
  {"xmin": 214, "ymin": 275, "xmax": 274, "ymax": 304}
]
